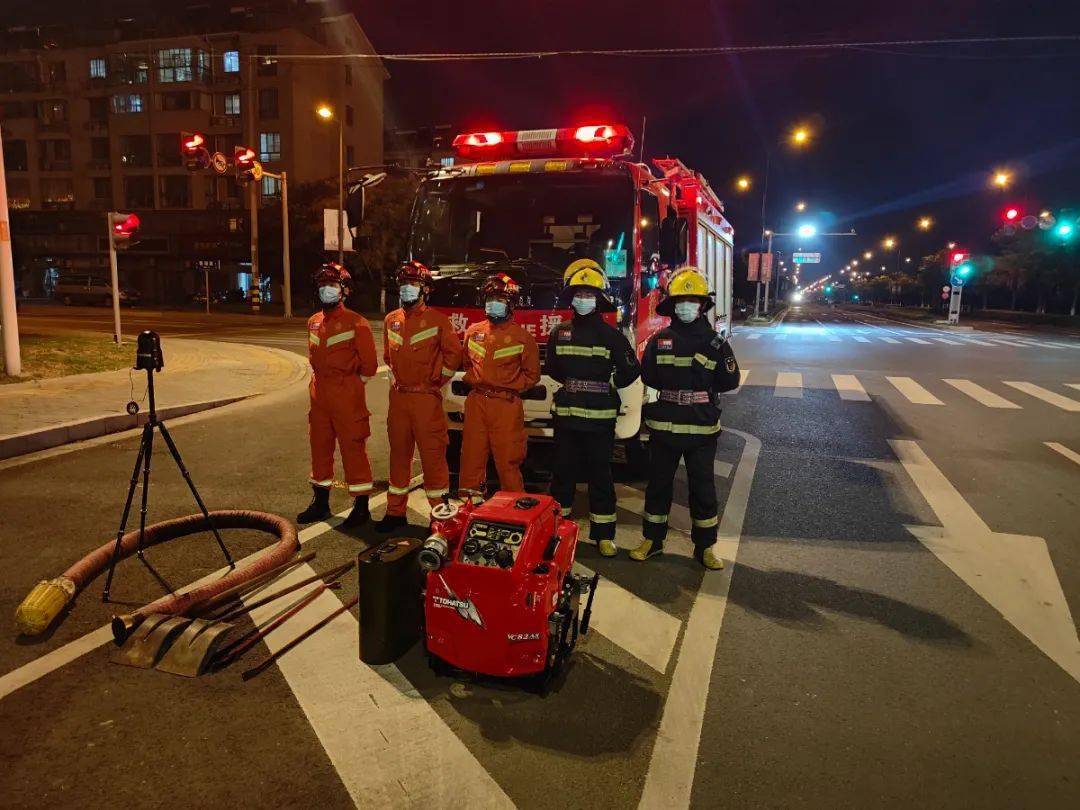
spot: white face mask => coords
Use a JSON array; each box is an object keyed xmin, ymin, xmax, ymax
[
  {"xmin": 319, "ymin": 285, "xmax": 342, "ymax": 305},
  {"xmin": 485, "ymin": 299, "xmax": 509, "ymax": 320},
  {"xmin": 400, "ymin": 284, "xmax": 421, "ymax": 305},
  {"xmin": 674, "ymin": 301, "xmax": 701, "ymax": 323},
  {"xmin": 571, "ymin": 295, "xmax": 597, "ymax": 316}
]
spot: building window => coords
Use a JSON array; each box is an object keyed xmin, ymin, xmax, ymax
[
  {"xmin": 3, "ymin": 140, "xmax": 28, "ymax": 171},
  {"xmin": 215, "ymin": 133, "xmax": 242, "ymax": 156},
  {"xmin": 344, "ymin": 64, "xmax": 352, "ymax": 86},
  {"xmin": 111, "ymin": 94, "xmax": 143, "ymax": 114},
  {"xmin": 159, "ymin": 175, "xmax": 190, "ymax": 208},
  {"xmin": 157, "ymin": 48, "xmax": 193, "ymax": 83},
  {"xmin": 259, "ymin": 132, "xmax": 280, "ymax": 162},
  {"xmin": 256, "ymin": 45, "xmax": 278, "ymax": 77},
  {"xmin": 156, "ymin": 133, "xmax": 182, "ymax": 167},
  {"xmin": 41, "ymin": 178, "xmax": 74, "ymax": 210},
  {"xmin": 258, "ymin": 88, "xmax": 278, "ymax": 119},
  {"xmin": 48, "ymin": 62, "xmax": 67, "ymax": 83},
  {"xmin": 345, "ymin": 145, "xmax": 355, "ymax": 166},
  {"xmin": 345, "ymin": 105, "xmax": 354, "ymax": 127},
  {"xmin": 89, "ymin": 96, "xmax": 109, "ymax": 121},
  {"xmin": 90, "ymin": 137, "xmax": 110, "ymax": 163},
  {"xmin": 125, "ymin": 176, "xmax": 154, "ymax": 208},
  {"xmin": 440, "ymin": 156, "xmax": 455, "ymax": 168},
  {"xmin": 221, "ymin": 93, "xmax": 240, "ymax": 115},
  {"xmin": 223, "ymin": 50, "xmax": 240, "ymax": 73},
  {"xmin": 39, "ymin": 139, "xmax": 71, "ymax": 171},
  {"xmin": 6, "ymin": 178, "xmax": 31, "ymax": 209},
  {"xmin": 89, "ymin": 58, "xmax": 106, "ymax": 79},
  {"xmin": 38, "ymin": 100, "xmax": 67, "ymax": 123},
  {"xmin": 119, "ymin": 135, "xmax": 152, "ymax": 167},
  {"xmin": 93, "ymin": 177, "xmax": 112, "ymax": 199},
  {"xmin": 160, "ymin": 92, "xmax": 192, "ymax": 111},
  {"xmin": 261, "ymin": 176, "xmax": 281, "ymax": 198}
]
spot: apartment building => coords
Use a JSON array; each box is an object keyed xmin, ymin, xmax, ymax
[{"xmin": 0, "ymin": 0, "xmax": 385, "ymax": 304}]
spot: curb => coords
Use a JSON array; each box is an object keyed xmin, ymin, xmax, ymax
[{"xmin": 0, "ymin": 397, "xmax": 249, "ymax": 460}]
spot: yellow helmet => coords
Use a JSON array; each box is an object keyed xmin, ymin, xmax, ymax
[
  {"xmin": 657, "ymin": 266, "xmax": 714, "ymax": 317},
  {"xmin": 559, "ymin": 258, "xmax": 616, "ymax": 312}
]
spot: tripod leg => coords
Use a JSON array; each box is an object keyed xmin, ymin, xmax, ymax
[
  {"xmin": 101, "ymin": 428, "xmax": 148, "ymax": 602},
  {"xmin": 158, "ymin": 423, "xmax": 235, "ymax": 569},
  {"xmin": 136, "ymin": 425, "xmax": 154, "ymax": 560}
]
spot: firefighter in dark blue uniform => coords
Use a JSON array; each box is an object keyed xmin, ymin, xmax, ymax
[
  {"xmin": 632, "ymin": 267, "xmax": 741, "ymax": 570},
  {"xmin": 544, "ymin": 259, "xmax": 641, "ymax": 556}
]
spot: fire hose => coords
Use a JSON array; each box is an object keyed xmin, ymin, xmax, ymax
[{"xmin": 14, "ymin": 510, "xmax": 298, "ymax": 639}]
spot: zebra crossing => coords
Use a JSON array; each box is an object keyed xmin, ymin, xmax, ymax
[
  {"xmin": 730, "ymin": 368, "xmax": 1080, "ymax": 412},
  {"xmin": 733, "ymin": 328, "xmax": 1079, "ymax": 352}
]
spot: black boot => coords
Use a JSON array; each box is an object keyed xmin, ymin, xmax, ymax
[
  {"xmin": 296, "ymin": 485, "xmax": 331, "ymax": 524},
  {"xmin": 342, "ymin": 495, "xmax": 371, "ymax": 529},
  {"xmin": 375, "ymin": 514, "xmax": 409, "ymax": 534}
]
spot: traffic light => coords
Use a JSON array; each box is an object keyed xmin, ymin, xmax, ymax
[
  {"xmin": 234, "ymin": 145, "xmax": 258, "ymax": 185},
  {"xmin": 181, "ymin": 131, "xmax": 210, "ymax": 171},
  {"xmin": 1003, "ymin": 206, "xmax": 1021, "ymax": 223},
  {"xmin": 110, "ymin": 212, "xmax": 140, "ymax": 250},
  {"xmin": 1056, "ymin": 221, "xmax": 1075, "ymax": 241},
  {"xmin": 948, "ymin": 249, "xmax": 971, "ymax": 287}
]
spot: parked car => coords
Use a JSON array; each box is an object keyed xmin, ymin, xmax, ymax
[
  {"xmin": 732, "ymin": 298, "xmax": 750, "ymax": 320},
  {"xmin": 54, "ymin": 274, "xmax": 141, "ymax": 306}
]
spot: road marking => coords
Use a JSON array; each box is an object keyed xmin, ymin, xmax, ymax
[
  {"xmin": 640, "ymin": 429, "xmax": 761, "ymax": 808},
  {"xmin": 905, "ymin": 337, "xmax": 932, "ymax": 345},
  {"xmin": 827, "ymin": 335, "xmax": 841, "ymax": 342},
  {"xmin": 853, "ymin": 336, "xmax": 870, "ymax": 343},
  {"xmin": 744, "ymin": 332, "xmax": 761, "ymax": 340},
  {"xmin": 961, "ymin": 338, "xmax": 996, "ymax": 346},
  {"xmin": 886, "ymin": 376, "xmax": 943, "ymax": 405},
  {"xmin": 1045, "ymin": 442, "xmax": 1080, "ymax": 467},
  {"xmin": 1067, "ymin": 383, "xmax": 1080, "ymax": 392},
  {"xmin": 774, "ymin": 372, "xmax": 803, "ymax": 398},
  {"xmin": 943, "ymin": 379, "xmax": 1021, "ymax": 409},
  {"xmin": 831, "ymin": 374, "xmax": 870, "ymax": 402},
  {"xmin": 891, "ymin": 440, "xmax": 1079, "ymax": 684},
  {"xmin": 881, "ymin": 336, "xmax": 901, "ymax": 344},
  {"xmin": 1003, "ymin": 381, "xmax": 1080, "ymax": 412},
  {"xmin": 933, "ymin": 337, "xmax": 962, "ymax": 345},
  {"xmin": 774, "ymin": 333, "xmax": 787, "ymax": 341}
]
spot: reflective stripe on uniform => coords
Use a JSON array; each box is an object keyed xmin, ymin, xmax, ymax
[
  {"xmin": 425, "ymin": 487, "xmax": 449, "ymax": 499},
  {"xmin": 347, "ymin": 482, "xmax": 373, "ymax": 494},
  {"xmin": 441, "ymin": 366, "xmax": 455, "ymax": 376},
  {"xmin": 694, "ymin": 353, "xmax": 717, "ymax": 370},
  {"xmin": 590, "ymin": 513, "xmax": 617, "ymax": 524},
  {"xmin": 552, "ymin": 405, "xmax": 619, "ymax": 420},
  {"xmin": 560, "ymin": 506, "xmax": 573, "ymax": 517},
  {"xmin": 492, "ymin": 343, "xmax": 525, "ymax": 359},
  {"xmin": 326, "ymin": 329, "xmax": 356, "ymax": 347},
  {"xmin": 467, "ymin": 339, "xmax": 487, "ymax": 357},
  {"xmin": 555, "ymin": 344, "xmax": 611, "ymax": 359},
  {"xmin": 308, "ymin": 332, "xmax": 320, "ymax": 345},
  {"xmin": 386, "ymin": 330, "xmax": 404, "ymax": 345},
  {"xmin": 692, "ymin": 515, "xmax": 719, "ymax": 528},
  {"xmin": 387, "ymin": 484, "xmax": 412, "ymax": 495},
  {"xmin": 643, "ymin": 512, "xmax": 668, "ymax": 523},
  {"xmin": 410, "ymin": 326, "xmax": 439, "ymax": 345},
  {"xmin": 656, "ymin": 355, "xmax": 693, "ymax": 366},
  {"xmin": 309, "ymin": 477, "xmax": 333, "ymax": 487},
  {"xmin": 645, "ymin": 418, "xmax": 722, "ymax": 435}
]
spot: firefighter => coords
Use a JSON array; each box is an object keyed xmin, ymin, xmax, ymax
[
  {"xmin": 632, "ymin": 267, "xmax": 741, "ymax": 570},
  {"xmin": 458, "ymin": 273, "xmax": 541, "ymax": 497},
  {"xmin": 297, "ymin": 263, "xmax": 379, "ymax": 528},
  {"xmin": 375, "ymin": 261, "xmax": 464, "ymax": 533},
  {"xmin": 544, "ymin": 259, "xmax": 640, "ymax": 556}
]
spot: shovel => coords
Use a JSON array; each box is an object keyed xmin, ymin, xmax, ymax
[{"xmin": 111, "ymin": 614, "xmax": 191, "ymax": 669}]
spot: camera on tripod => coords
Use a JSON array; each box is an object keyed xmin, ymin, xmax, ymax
[{"xmin": 136, "ymin": 330, "xmax": 164, "ymax": 372}]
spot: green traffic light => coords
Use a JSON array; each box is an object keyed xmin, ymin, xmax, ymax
[
  {"xmin": 957, "ymin": 263, "xmax": 973, "ymax": 278},
  {"xmin": 1057, "ymin": 223, "xmax": 1075, "ymax": 240},
  {"xmin": 825, "ymin": 285, "xmax": 833, "ymax": 293}
]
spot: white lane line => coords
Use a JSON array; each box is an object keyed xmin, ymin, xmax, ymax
[
  {"xmin": 853, "ymin": 336, "xmax": 870, "ymax": 343},
  {"xmin": 744, "ymin": 332, "xmax": 762, "ymax": 340},
  {"xmin": 934, "ymin": 337, "xmax": 962, "ymax": 345},
  {"xmin": 1067, "ymin": 383, "xmax": 1080, "ymax": 392},
  {"xmin": 905, "ymin": 337, "xmax": 932, "ymax": 345},
  {"xmin": 886, "ymin": 376, "xmax": 944, "ymax": 405},
  {"xmin": 831, "ymin": 374, "xmax": 871, "ymax": 402},
  {"xmin": 640, "ymin": 429, "xmax": 761, "ymax": 807},
  {"xmin": 891, "ymin": 440, "xmax": 1079, "ymax": 684},
  {"xmin": 1046, "ymin": 442, "xmax": 1080, "ymax": 467},
  {"xmin": 943, "ymin": 379, "xmax": 1021, "ymax": 409},
  {"xmin": 881, "ymin": 337, "xmax": 901, "ymax": 344},
  {"xmin": 774, "ymin": 371, "xmax": 803, "ymax": 398},
  {"xmin": 988, "ymin": 338, "xmax": 1028, "ymax": 347},
  {"xmin": 961, "ymin": 338, "xmax": 996, "ymax": 346},
  {"xmin": 774, "ymin": 333, "xmax": 788, "ymax": 341},
  {"xmin": 1003, "ymin": 381, "xmax": 1080, "ymax": 412}
]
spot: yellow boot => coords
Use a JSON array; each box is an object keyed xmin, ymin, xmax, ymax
[
  {"xmin": 630, "ymin": 539, "xmax": 663, "ymax": 561},
  {"xmin": 598, "ymin": 539, "xmax": 618, "ymax": 558},
  {"xmin": 695, "ymin": 545, "xmax": 725, "ymax": 570}
]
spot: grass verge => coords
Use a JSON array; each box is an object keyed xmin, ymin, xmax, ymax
[{"xmin": 1, "ymin": 332, "xmax": 131, "ymax": 384}]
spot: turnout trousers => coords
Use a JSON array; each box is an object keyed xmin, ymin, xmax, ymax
[
  {"xmin": 642, "ymin": 430, "xmax": 719, "ymax": 548},
  {"xmin": 459, "ymin": 391, "xmax": 526, "ymax": 495},
  {"xmin": 308, "ymin": 376, "xmax": 372, "ymax": 496},
  {"xmin": 386, "ymin": 388, "xmax": 450, "ymax": 516},
  {"xmin": 550, "ymin": 426, "xmax": 618, "ymax": 541}
]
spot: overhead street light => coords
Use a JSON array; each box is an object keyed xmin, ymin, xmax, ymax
[
  {"xmin": 795, "ymin": 201, "xmax": 807, "ymax": 212},
  {"xmin": 316, "ymin": 102, "xmax": 345, "ymax": 263},
  {"xmin": 993, "ymin": 170, "xmax": 1011, "ymax": 189},
  {"xmin": 736, "ymin": 176, "xmax": 752, "ymax": 191},
  {"xmin": 797, "ymin": 223, "xmax": 817, "ymax": 238}
]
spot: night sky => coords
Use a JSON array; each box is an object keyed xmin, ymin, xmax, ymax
[{"xmin": 9, "ymin": 0, "xmax": 1080, "ymax": 284}]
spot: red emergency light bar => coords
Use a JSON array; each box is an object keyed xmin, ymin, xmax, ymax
[{"xmin": 452, "ymin": 124, "xmax": 634, "ymax": 160}]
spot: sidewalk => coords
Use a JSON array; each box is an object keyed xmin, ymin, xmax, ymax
[{"xmin": 0, "ymin": 338, "xmax": 308, "ymax": 459}]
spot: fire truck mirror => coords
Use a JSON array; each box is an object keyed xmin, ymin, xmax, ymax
[{"xmin": 659, "ymin": 213, "xmax": 688, "ymax": 266}]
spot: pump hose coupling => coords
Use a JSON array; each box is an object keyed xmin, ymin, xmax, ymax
[{"xmin": 418, "ymin": 535, "xmax": 450, "ymax": 572}]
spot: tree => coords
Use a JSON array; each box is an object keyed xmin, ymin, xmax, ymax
[
  {"xmin": 991, "ymin": 228, "xmax": 1077, "ymax": 314},
  {"xmin": 352, "ymin": 172, "xmax": 419, "ymax": 308}
]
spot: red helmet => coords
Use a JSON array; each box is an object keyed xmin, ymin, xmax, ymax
[
  {"xmin": 396, "ymin": 260, "xmax": 433, "ymax": 288},
  {"xmin": 480, "ymin": 273, "xmax": 520, "ymax": 309},
  {"xmin": 315, "ymin": 262, "xmax": 352, "ymax": 293}
]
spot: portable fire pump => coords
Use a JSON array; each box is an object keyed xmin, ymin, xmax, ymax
[{"xmin": 418, "ymin": 492, "xmax": 599, "ymax": 687}]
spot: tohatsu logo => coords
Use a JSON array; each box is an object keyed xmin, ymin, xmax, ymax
[{"xmin": 434, "ymin": 575, "xmax": 484, "ymax": 627}]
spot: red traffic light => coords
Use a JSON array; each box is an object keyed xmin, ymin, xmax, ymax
[
  {"xmin": 950, "ymin": 250, "xmax": 968, "ymax": 265},
  {"xmin": 109, "ymin": 212, "xmax": 140, "ymax": 250},
  {"xmin": 181, "ymin": 131, "xmax": 210, "ymax": 171},
  {"xmin": 234, "ymin": 145, "xmax": 256, "ymax": 166},
  {"xmin": 1003, "ymin": 207, "xmax": 1021, "ymax": 222},
  {"xmin": 182, "ymin": 131, "xmax": 205, "ymax": 152}
]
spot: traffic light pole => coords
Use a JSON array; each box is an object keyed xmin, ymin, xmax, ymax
[
  {"xmin": 260, "ymin": 169, "xmax": 292, "ymax": 318},
  {"xmin": 246, "ymin": 55, "xmax": 260, "ymax": 313},
  {"xmin": 0, "ymin": 131, "xmax": 22, "ymax": 377},
  {"xmin": 947, "ymin": 284, "xmax": 963, "ymax": 325},
  {"xmin": 107, "ymin": 213, "xmax": 122, "ymax": 344}
]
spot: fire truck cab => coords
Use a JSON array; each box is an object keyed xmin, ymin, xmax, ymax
[{"xmin": 406, "ymin": 124, "xmax": 734, "ymax": 465}]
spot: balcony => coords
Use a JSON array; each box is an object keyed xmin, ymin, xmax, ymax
[
  {"xmin": 39, "ymin": 121, "xmax": 70, "ymax": 134},
  {"xmin": 39, "ymin": 159, "xmax": 72, "ymax": 172},
  {"xmin": 210, "ymin": 115, "xmax": 241, "ymax": 129},
  {"xmin": 85, "ymin": 120, "xmax": 109, "ymax": 134},
  {"xmin": 87, "ymin": 159, "xmax": 111, "ymax": 170}
]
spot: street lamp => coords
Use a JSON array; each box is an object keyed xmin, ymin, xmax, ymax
[
  {"xmin": 993, "ymin": 170, "xmax": 1011, "ymax": 189},
  {"xmin": 316, "ymin": 103, "xmax": 345, "ymax": 264},
  {"xmin": 736, "ymin": 176, "xmax": 752, "ymax": 191},
  {"xmin": 918, "ymin": 216, "xmax": 933, "ymax": 231},
  {"xmin": 791, "ymin": 126, "xmax": 811, "ymax": 147},
  {"xmin": 882, "ymin": 236, "xmax": 896, "ymax": 250},
  {"xmin": 797, "ymin": 223, "xmax": 817, "ymax": 238},
  {"xmin": 795, "ymin": 200, "xmax": 807, "ymax": 212}
]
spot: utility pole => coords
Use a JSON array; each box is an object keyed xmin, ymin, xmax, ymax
[
  {"xmin": 281, "ymin": 170, "xmax": 292, "ymax": 318},
  {"xmin": 337, "ymin": 114, "xmax": 344, "ymax": 266},
  {"xmin": 107, "ymin": 214, "xmax": 122, "ymax": 344},
  {"xmin": 246, "ymin": 54, "xmax": 260, "ymax": 312},
  {"xmin": 0, "ymin": 130, "xmax": 22, "ymax": 377}
]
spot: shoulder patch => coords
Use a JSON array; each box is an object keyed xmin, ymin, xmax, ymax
[
  {"xmin": 711, "ymin": 334, "xmax": 725, "ymax": 350},
  {"xmin": 557, "ymin": 326, "xmax": 573, "ymax": 341},
  {"xmin": 726, "ymin": 356, "xmax": 738, "ymax": 373},
  {"xmin": 390, "ymin": 320, "xmax": 401, "ymax": 331},
  {"xmin": 658, "ymin": 337, "xmax": 674, "ymax": 351}
]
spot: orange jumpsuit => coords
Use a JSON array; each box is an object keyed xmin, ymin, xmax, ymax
[
  {"xmin": 459, "ymin": 319, "xmax": 540, "ymax": 495},
  {"xmin": 383, "ymin": 302, "xmax": 464, "ymax": 515},
  {"xmin": 307, "ymin": 305, "xmax": 379, "ymax": 496}
]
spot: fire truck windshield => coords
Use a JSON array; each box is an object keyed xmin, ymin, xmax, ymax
[{"xmin": 410, "ymin": 171, "xmax": 635, "ymax": 310}]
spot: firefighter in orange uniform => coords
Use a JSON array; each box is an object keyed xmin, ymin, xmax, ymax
[
  {"xmin": 297, "ymin": 263, "xmax": 379, "ymax": 528},
  {"xmin": 459, "ymin": 274, "xmax": 541, "ymax": 497},
  {"xmin": 375, "ymin": 261, "xmax": 464, "ymax": 532}
]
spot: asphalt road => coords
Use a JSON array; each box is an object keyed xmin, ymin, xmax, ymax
[{"xmin": 1, "ymin": 303, "xmax": 1078, "ymax": 808}]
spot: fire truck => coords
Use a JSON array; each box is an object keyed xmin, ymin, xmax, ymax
[{"xmin": 402, "ymin": 123, "xmax": 734, "ymax": 469}]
